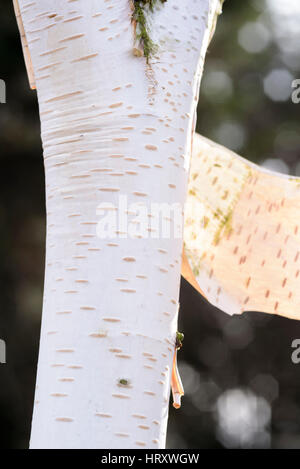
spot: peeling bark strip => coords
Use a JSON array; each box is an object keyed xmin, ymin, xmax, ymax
[
  {"xmin": 184, "ymin": 134, "xmax": 300, "ymax": 320},
  {"xmin": 15, "ymin": 0, "xmax": 222, "ymax": 449},
  {"xmin": 170, "ymin": 331, "xmax": 184, "ymax": 408},
  {"xmin": 13, "ymin": 0, "xmax": 36, "ymax": 89}
]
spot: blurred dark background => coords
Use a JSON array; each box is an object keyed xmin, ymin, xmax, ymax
[{"xmin": 0, "ymin": 0, "xmax": 300, "ymax": 449}]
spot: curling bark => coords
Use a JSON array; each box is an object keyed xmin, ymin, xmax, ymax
[{"xmin": 14, "ymin": 0, "xmax": 222, "ymax": 449}]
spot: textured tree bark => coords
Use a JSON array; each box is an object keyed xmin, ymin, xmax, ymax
[
  {"xmin": 184, "ymin": 134, "xmax": 300, "ymax": 320},
  {"xmin": 15, "ymin": 0, "xmax": 222, "ymax": 449}
]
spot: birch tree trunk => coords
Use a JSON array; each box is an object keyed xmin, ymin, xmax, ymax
[{"xmin": 15, "ymin": 0, "xmax": 222, "ymax": 449}]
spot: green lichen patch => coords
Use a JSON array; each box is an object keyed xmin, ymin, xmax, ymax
[
  {"xmin": 132, "ymin": 0, "xmax": 167, "ymax": 61},
  {"xmin": 192, "ymin": 265, "xmax": 200, "ymax": 278},
  {"xmin": 175, "ymin": 331, "xmax": 184, "ymax": 350},
  {"xmin": 118, "ymin": 378, "xmax": 130, "ymax": 387},
  {"xmin": 213, "ymin": 208, "xmax": 233, "ymax": 246}
]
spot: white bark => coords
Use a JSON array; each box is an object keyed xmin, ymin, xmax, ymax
[{"xmin": 16, "ymin": 0, "xmax": 221, "ymax": 449}]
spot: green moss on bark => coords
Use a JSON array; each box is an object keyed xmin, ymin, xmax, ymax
[{"xmin": 132, "ymin": 0, "xmax": 167, "ymax": 61}]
